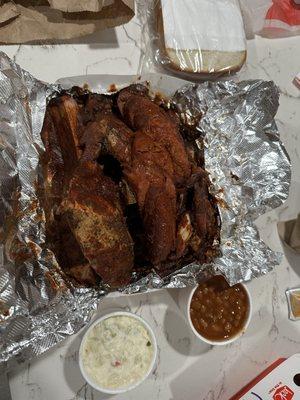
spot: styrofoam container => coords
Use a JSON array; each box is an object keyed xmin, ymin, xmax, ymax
[{"xmin": 79, "ymin": 310, "xmax": 157, "ymax": 394}]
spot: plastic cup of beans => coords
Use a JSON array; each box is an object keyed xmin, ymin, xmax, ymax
[{"xmin": 179, "ymin": 275, "xmax": 252, "ymax": 345}]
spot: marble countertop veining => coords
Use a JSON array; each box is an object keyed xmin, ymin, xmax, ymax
[{"xmin": 3, "ymin": 14, "xmax": 300, "ymax": 400}]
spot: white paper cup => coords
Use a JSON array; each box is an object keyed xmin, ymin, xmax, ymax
[
  {"xmin": 79, "ymin": 311, "xmax": 157, "ymax": 394},
  {"xmin": 178, "ymin": 282, "xmax": 252, "ymax": 346}
]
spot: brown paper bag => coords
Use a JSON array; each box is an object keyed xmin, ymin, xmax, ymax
[
  {"xmin": 48, "ymin": 0, "xmax": 114, "ymax": 13},
  {"xmin": 0, "ymin": 0, "xmax": 135, "ymax": 43}
]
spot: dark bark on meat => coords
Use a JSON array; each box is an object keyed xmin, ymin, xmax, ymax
[
  {"xmin": 60, "ymin": 161, "xmax": 134, "ymax": 288},
  {"xmin": 123, "ymin": 163, "xmax": 177, "ymax": 265},
  {"xmin": 117, "ymin": 84, "xmax": 148, "ymax": 115},
  {"xmin": 192, "ymin": 175, "xmax": 218, "ymax": 262},
  {"xmin": 143, "ymin": 179, "xmax": 176, "ymax": 265},
  {"xmin": 117, "ymin": 89, "xmax": 191, "ymax": 183},
  {"xmin": 132, "ymin": 131, "xmax": 174, "ymax": 179},
  {"xmin": 41, "ymin": 96, "xmax": 135, "ymax": 287},
  {"xmin": 124, "ymin": 131, "xmax": 174, "ymax": 208},
  {"xmin": 80, "ymin": 96, "xmax": 180, "ymax": 266},
  {"xmin": 40, "ymin": 109, "xmax": 65, "ymax": 222},
  {"xmin": 47, "ymin": 213, "xmax": 93, "ymax": 277},
  {"xmin": 116, "ymin": 87, "xmax": 193, "ymax": 264},
  {"xmin": 80, "ymin": 113, "xmax": 133, "ymax": 164},
  {"xmin": 75, "ymin": 92, "xmax": 113, "ymax": 125},
  {"xmin": 40, "ymin": 104, "xmax": 97, "ymax": 286},
  {"xmin": 40, "ymin": 85, "xmax": 219, "ymax": 288}
]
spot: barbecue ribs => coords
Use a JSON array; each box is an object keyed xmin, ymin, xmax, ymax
[
  {"xmin": 40, "ymin": 94, "xmax": 134, "ymax": 288},
  {"xmin": 40, "ymin": 84, "xmax": 219, "ymax": 288}
]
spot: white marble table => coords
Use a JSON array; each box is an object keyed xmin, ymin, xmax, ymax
[{"xmin": 3, "ymin": 15, "xmax": 300, "ymax": 400}]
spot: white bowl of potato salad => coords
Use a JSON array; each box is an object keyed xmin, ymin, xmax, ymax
[{"xmin": 79, "ymin": 311, "xmax": 157, "ymax": 394}]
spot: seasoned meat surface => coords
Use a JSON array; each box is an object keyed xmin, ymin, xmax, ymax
[
  {"xmin": 40, "ymin": 84, "xmax": 219, "ymax": 288},
  {"xmin": 68, "ymin": 264, "xmax": 99, "ymax": 287},
  {"xmin": 118, "ymin": 88, "xmax": 191, "ymax": 183},
  {"xmin": 143, "ymin": 180, "xmax": 176, "ymax": 264},
  {"xmin": 80, "ymin": 113, "xmax": 134, "ymax": 163},
  {"xmin": 40, "ymin": 104, "xmax": 98, "ymax": 286},
  {"xmin": 40, "ymin": 108, "xmax": 65, "ymax": 221},
  {"xmin": 193, "ymin": 176, "xmax": 218, "ymax": 263},
  {"xmin": 116, "ymin": 87, "xmax": 196, "ymax": 264},
  {"xmin": 117, "ymin": 84, "xmax": 148, "ymax": 115},
  {"xmin": 60, "ymin": 162, "xmax": 134, "ymax": 288}
]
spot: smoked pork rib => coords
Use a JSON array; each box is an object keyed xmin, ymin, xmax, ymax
[
  {"xmin": 40, "ymin": 98, "xmax": 98, "ymax": 285},
  {"xmin": 60, "ymin": 161, "xmax": 134, "ymax": 288},
  {"xmin": 81, "ymin": 113, "xmax": 134, "ymax": 164},
  {"xmin": 116, "ymin": 87, "xmax": 192, "ymax": 264},
  {"xmin": 143, "ymin": 180, "xmax": 176, "ymax": 264},
  {"xmin": 193, "ymin": 174, "xmax": 218, "ymax": 262},
  {"xmin": 41, "ymin": 95, "xmax": 134, "ymax": 287},
  {"xmin": 117, "ymin": 88, "xmax": 191, "ymax": 184},
  {"xmin": 40, "ymin": 108, "xmax": 65, "ymax": 223},
  {"xmin": 123, "ymin": 132, "xmax": 178, "ymax": 263},
  {"xmin": 79, "ymin": 97, "xmax": 179, "ymax": 265},
  {"xmin": 40, "ymin": 86, "xmax": 219, "ymax": 287},
  {"xmin": 120, "ymin": 85, "xmax": 218, "ymax": 266}
]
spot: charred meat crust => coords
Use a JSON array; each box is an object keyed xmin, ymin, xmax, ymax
[
  {"xmin": 39, "ymin": 84, "xmax": 219, "ymax": 288},
  {"xmin": 60, "ymin": 162, "xmax": 134, "ymax": 288}
]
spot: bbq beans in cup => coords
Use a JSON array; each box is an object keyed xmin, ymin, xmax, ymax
[{"xmin": 188, "ymin": 276, "xmax": 251, "ymax": 345}]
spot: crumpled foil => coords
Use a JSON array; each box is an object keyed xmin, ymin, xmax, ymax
[
  {"xmin": 0, "ymin": 52, "xmax": 291, "ymax": 371},
  {"xmin": 0, "ymin": 53, "xmax": 103, "ymax": 373}
]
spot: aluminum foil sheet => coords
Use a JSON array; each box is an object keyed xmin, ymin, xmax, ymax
[
  {"xmin": 0, "ymin": 52, "xmax": 291, "ymax": 371},
  {"xmin": 172, "ymin": 80, "xmax": 291, "ymax": 285},
  {"xmin": 0, "ymin": 53, "xmax": 102, "ymax": 373}
]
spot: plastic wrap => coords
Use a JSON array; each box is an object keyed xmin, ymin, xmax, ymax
[
  {"xmin": 239, "ymin": 0, "xmax": 300, "ymax": 38},
  {"xmin": 0, "ymin": 52, "xmax": 291, "ymax": 372},
  {"xmin": 138, "ymin": 0, "xmax": 247, "ymax": 80}
]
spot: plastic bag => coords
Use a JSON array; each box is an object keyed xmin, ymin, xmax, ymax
[
  {"xmin": 138, "ymin": 0, "xmax": 247, "ymax": 80},
  {"xmin": 239, "ymin": 0, "xmax": 300, "ymax": 37}
]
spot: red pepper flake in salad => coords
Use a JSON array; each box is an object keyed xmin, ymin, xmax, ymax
[{"xmin": 112, "ymin": 360, "xmax": 121, "ymax": 367}]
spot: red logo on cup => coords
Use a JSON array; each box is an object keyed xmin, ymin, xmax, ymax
[{"xmin": 273, "ymin": 386, "xmax": 294, "ymax": 400}]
